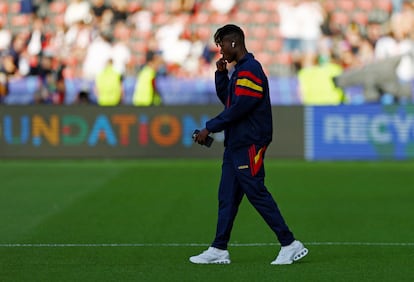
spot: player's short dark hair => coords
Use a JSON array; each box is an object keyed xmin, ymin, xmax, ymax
[{"xmin": 214, "ymin": 24, "xmax": 245, "ymax": 45}]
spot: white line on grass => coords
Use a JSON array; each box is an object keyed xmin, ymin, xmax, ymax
[{"xmin": 0, "ymin": 242, "xmax": 414, "ymax": 247}]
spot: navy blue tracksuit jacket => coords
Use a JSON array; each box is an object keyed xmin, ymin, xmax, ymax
[
  {"xmin": 205, "ymin": 53, "xmax": 295, "ymax": 249},
  {"xmin": 206, "ymin": 53, "xmax": 273, "ymax": 150}
]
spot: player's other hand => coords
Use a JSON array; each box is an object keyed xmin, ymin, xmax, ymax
[
  {"xmin": 216, "ymin": 58, "xmax": 227, "ymax": 72},
  {"xmin": 194, "ymin": 128, "xmax": 210, "ymax": 145}
]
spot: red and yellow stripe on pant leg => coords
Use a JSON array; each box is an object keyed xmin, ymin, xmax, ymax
[{"xmin": 248, "ymin": 145, "xmax": 267, "ymax": 176}]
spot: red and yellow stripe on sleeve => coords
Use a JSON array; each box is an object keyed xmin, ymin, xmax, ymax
[{"xmin": 235, "ymin": 71, "xmax": 263, "ymax": 98}]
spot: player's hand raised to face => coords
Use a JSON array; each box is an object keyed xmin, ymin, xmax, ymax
[{"xmin": 216, "ymin": 58, "xmax": 227, "ymax": 72}]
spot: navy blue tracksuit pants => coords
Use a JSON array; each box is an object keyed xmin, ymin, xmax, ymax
[{"xmin": 211, "ymin": 145, "xmax": 295, "ymax": 250}]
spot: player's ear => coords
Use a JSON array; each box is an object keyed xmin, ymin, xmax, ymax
[{"xmin": 232, "ymin": 42, "xmax": 235, "ymax": 48}]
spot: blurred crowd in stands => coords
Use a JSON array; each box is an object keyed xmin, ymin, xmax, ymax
[{"xmin": 1, "ymin": 0, "xmax": 413, "ymax": 105}]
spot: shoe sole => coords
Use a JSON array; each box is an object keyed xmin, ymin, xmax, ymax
[
  {"xmin": 293, "ymin": 247, "xmax": 309, "ymax": 262},
  {"xmin": 189, "ymin": 259, "xmax": 231, "ymax": 264},
  {"xmin": 271, "ymin": 247, "xmax": 309, "ymax": 265}
]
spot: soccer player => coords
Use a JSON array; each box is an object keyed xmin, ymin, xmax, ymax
[{"xmin": 191, "ymin": 24, "xmax": 308, "ymax": 265}]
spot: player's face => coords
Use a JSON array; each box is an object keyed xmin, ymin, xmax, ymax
[{"xmin": 216, "ymin": 36, "xmax": 236, "ymax": 63}]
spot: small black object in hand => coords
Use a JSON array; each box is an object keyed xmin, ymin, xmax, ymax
[{"xmin": 192, "ymin": 129, "xmax": 214, "ymax": 147}]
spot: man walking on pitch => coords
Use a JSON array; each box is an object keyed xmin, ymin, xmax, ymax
[{"xmin": 191, "ymin": 24, "xmax": 308, "ymax": 265}]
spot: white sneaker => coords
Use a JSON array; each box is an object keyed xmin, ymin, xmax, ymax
[
  {"xmin": 189, "ymin": 247, "xmax": 231, "ymax": 264},
  {"xmin": 271, "ymin": 240, "xmax": 308, "ymax": 265}
]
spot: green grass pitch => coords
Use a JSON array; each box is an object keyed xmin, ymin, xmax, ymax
[{"xmin": 0, "ymin": 159, "xmax": 413, "ymax": 281}]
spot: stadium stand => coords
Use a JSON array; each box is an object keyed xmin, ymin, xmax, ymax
[
  {"xmin": 1, "ymin": 0, "xmax": 409, "ymax": 106},
  {"xmin": 0, "ymin": 0, "xmax": 392, "ymax": 75}
]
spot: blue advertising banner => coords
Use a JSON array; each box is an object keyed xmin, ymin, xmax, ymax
[{"xmin": 305, "ymin": 105, "xmax": 414, "ymax": 160}]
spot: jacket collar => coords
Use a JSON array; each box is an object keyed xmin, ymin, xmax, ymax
[{"xmin": 235, "ymin": 53, "xmax": 254, "ymax": 70}]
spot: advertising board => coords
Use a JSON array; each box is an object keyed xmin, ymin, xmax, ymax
[
  {"xmin": 0, "ymin": 106, "xmax": 304, "ymax": 159},
  {"xmin": 305, "ymin": 105, "xmax": 414, "ymax": 160}
]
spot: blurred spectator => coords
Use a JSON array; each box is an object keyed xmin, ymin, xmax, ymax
[
  {"xmin": 26, "ymin": 16, "xmax": 47, "ymax": 57},
  {"xmin": 26, "ymin": 16, "xmax": 48, "ymax": 81},
  {"xmin": 277, "ymin": 0, "xmax": 301, "ymax": 53},
  {"xmin": 320, "ymin": 3, "xmax": 340, "ymax": 38},
  {"xmin": 129, "ymin": 4, "xmax": 153, "ymax": 35},
  {"xmin": 334, "ymin": 23, "xmax": 372, "ymax": 69},
  {"xmin": 155, "ymin": 14, "xmax": 189, "ymax": 70},
  {"xmin": 365, "ymin": 12, "xmax": 389, "ymax": 48},
  {"xmin": 0, "ymin": 53, "xmax": 18, "ymax": 77},
  {"xmin": 46, "ymin": 19, "xmax": 68, "ymax": 59},
  {"xmin": 0, "ymin": 54, "xmax": 15, "ymax": 102},
  {"xmin": 109, "ymin": 0, "xmax": 129, "ymax": 25},
  {"xmin": 64, "ymin": 19, "xmax": 93, "ymax": 63},
  {"xmin": 91, "ymin": 0, "xmax": 109, "ymax": 23},
  {"xmin": 64, "ymin": 0, "xmax": 92, "ymax": 27},
  {"xmin": 95, "ymin": 58, "xmax": 123, "ymax": 106},
  {"xmin": 296, "ymin": 0, "xmax": 324, "ymax": 68},
  {"xmin": 171, "ymin": 0, "xmax": 198, "ymax": 14},
  {"xmin": 0, "ymin": 21, "xmax": 12, "ymax": 53},
  {"xmin": 375, "ymin": 13, "xmax": 414, "ymax": 79},
  {"xmin": 357, "ymin": 38, "xmax": 376, "ymax": 67},
  {"xmin": 210, "ymin": 0, "xmax": 236, "ymax": 15},
  {"xmin": 112, "ymin": 22, "xmax": 133, "ymax": 76},
  {"xmin": 345, "ymin": 22, "xmax": 375, "ymax": 68},
  {"xmin": 374, "ymin": 13, "xmax": 414, "ymax": 101},
  {"xmin": 181, "ymin": 30, "xmax": 206, "ymax": 77},
  {"xmin": 29, "ymin": 53, "xmax": 65, "ymax": 104},
  {"xmin": 133, "ymin": 50, "xmax": 164, "ymax": 106},
  {"xmin": 7, "ymin": 33, "xmax": 30, "ymax": 77},
  {"xmin": 277, "ymin": 0, "xmax": 302, "ymax": 67},
  {"xmin": 278, "ymin": 0, "xmax": 325, "ymax": 72},
  {"xmin": 0, "ymin": 23, "xmax": 14, "ymax": 101},
  {"xmin": 82, "ymin": 31, "xmax": 112, "ymax": 80},
  {"xmin": 98, "ymin": 7, "xmax": 116, "ymax": 35}
]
